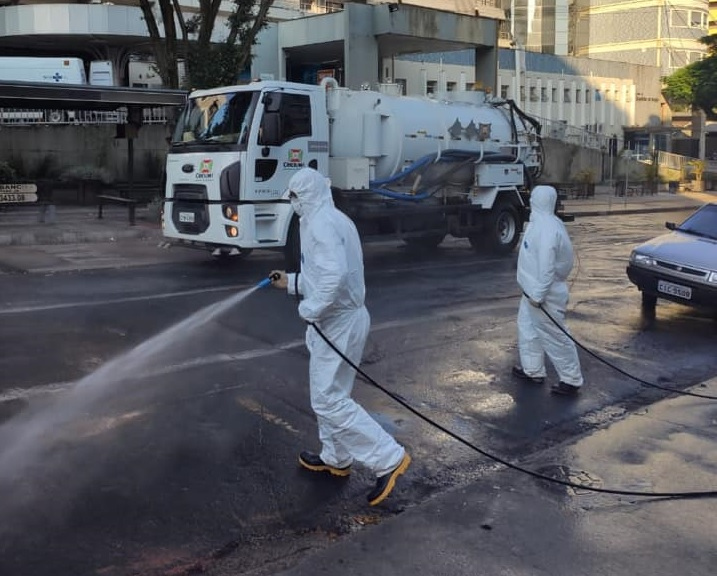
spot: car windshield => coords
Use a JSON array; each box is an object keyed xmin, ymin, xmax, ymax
[
  {"xmin": 677, "ymin": 204, "xmax": 717, "ymax": 240},
  {"xmin": 172, "ymin": 91, "xmax": 258, "ymax": 146}
]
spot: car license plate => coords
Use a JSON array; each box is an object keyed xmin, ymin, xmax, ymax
[
  {"xmin": 658, "ymin": 280, "xmax": 692, "ymax": 300},
  {"xmin": 179, "ymin": 211, "xmax": 195, "ymax": 223}
]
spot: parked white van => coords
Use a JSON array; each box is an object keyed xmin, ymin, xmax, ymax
[{"xmin": 0, "ymin": 57, "xmax": 88, "ymax": 85}]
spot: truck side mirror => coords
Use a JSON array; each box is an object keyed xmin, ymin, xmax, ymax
[
  {"xmin": 259, "ymin": 113, "xmax": 281, "ymax": 147},
  {"xmin": 665, "ymin": 221, "xmax": 676, "ymax": 230}
]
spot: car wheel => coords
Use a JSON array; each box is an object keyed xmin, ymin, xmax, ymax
[{"xmin": 641, "ymin": 292, "xmax": 657, "ymax": 316}]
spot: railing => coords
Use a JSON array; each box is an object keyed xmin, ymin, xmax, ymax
[
  {"xmin": 656, "ymin": 150, "xmax": 693, "ymax": 172},
  {"xmin": 536, "ymin": 116, "xmax": 622, "ymax": 151},
  {"xmin": 0, "ymin": 107, "xmax": 169, "ymax": 125}
]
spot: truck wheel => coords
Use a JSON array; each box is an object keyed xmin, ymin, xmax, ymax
[
  {"xmin": 284, "ymin": 217, "xmax": 301, "ymax": 273},
  {"xmin": 403, "ymin": 234, "xmax": 445, "ymax": 252},
  {"xmin": 484, "ymin": 200, "xmax": 522, "ymax": 255},
  {"xmin": 211, "ymin": 248, "xmax": 253, "ymax": 261}
]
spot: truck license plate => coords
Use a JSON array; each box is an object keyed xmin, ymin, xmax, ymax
[
  {"xmin": 658, "ymin": 280, "xmax": 691, "ymax": 300},
  {"xmin": 179, "ymin": 212, "xmax": 195, "ymax": 223}
]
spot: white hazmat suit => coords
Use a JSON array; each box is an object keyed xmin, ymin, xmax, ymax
[
  {"xmin": 516, "ymin": 185, "xmax": 584, "ymax": 388},
  {"xmin": 285, "ymin": 168, "xmax": 406, "ymax": 477}
]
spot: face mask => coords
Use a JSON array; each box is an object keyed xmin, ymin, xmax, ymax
[{"xmin": 290, "ymin": 197, "xmax": 303, "ymax": 217}]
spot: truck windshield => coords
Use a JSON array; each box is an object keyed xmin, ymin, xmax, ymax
[{"xmin": 172, "ymin": 91, "xmax": 258, "ymax": 147}]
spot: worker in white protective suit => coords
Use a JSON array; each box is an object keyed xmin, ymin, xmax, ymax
[
  {"xmin": 270, "ymin": 167, "xmax": 411, "ymax": 506},
  {"xmin": 512, "ymin": 185, "xmax": 584, "ymax": 396}
]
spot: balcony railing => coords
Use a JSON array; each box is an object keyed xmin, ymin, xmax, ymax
[{"xmin": 0, "ymin": 107, "xmax": 168, "ymax": 125}]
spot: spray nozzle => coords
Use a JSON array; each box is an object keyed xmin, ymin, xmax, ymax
[{"xmin": 257, "ymin": 272, "xmax": 282, "ymax": 289}]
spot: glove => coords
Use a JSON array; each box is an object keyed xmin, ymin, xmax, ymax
[{"xmin": 269, "ymin": 270, "xmax": 288, "ymax": 289}]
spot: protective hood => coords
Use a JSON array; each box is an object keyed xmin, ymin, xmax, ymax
[
  {"xmin": 287, "ymin": 167, "xmax": 334, "ymax": 219},
  {"xmin": 530, "ymin": 185, "xmax": 557, "ymax": 218}
]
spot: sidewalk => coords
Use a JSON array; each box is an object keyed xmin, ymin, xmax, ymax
[
  {"xmin": 562, "ymin": 184, "xmax": 714, "ymax": 217},
  {"xmin": 276, "ymin": 378, "xmax": 717, "ymax": 576},
  {"xmin": 0, "ymin": 203, "xmax": 161, "ymax": 247}
]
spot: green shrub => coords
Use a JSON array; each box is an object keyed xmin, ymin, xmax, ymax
[
  {"xmin": 60, "ymin": 165, "xmax": 112, "ymax": 184},
  {"xmin": 0, "ymin": 161, "xmax": 18, "ymax": 183}
]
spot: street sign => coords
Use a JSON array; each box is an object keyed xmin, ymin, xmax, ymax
[{"xmin": 0, "ymin": 183, "xmax": 38, "ymax": 203}]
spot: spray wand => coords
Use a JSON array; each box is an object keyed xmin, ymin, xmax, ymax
[{"xmin": 256, "ymin": 272, "xmax": 282, "ymax": 289}]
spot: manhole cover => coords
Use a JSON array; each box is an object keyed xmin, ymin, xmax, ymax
[{"xmin": 534, "ymin": 464, "xmax": 603, "ymax": 496}]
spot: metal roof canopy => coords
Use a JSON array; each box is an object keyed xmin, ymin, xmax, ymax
[{"xmin": 0, "ymin": 80, "xmax": 187, "ymax": 111}]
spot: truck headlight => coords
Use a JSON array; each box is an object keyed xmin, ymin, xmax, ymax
[
  {"xmin": 630, "ymin": 251, "xmax": 656, "ymax": 266},
  {"xmin": 223, "ymin": 204, "xmax": 239, "ymax": 222},
  {"xmin": 225, "ymin": 225, "xmax": 238, "ymax": 238},
  {"xmin": 708, "ymin": 271, "xmax": 717, "ymax": 284}
]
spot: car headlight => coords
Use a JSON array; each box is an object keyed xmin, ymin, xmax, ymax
[
  {"xmin": 630, "ymin": 251, "xmax": 657, "ymax": 266},
  {"xmin": 708, "ymin": 271, "xmax": 717, "ymax": 284}
]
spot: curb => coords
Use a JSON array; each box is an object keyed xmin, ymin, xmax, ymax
[
  {"xmin": 0, "ymin": 227, "xmax": 159, "ymax": 247},
  {"xmin": 568, "ymin": 204, "xmax": 702, "ymax": 218}
]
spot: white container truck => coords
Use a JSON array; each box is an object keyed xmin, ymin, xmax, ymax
[{"xmin": 162, "ymin": 78, "xmax": 544, "ymax": 269}]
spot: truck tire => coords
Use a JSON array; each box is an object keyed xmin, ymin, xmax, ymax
[
  {"xmin": 403, "ymin": 234, "xmax": 445, "ymax": 252},
  {"xmin": 284, "ymin": 216, "xmax": 301, "ymax": 273},
  {"xmin": 211, "ymin": 248, "xmax": 253, "ymax": 261},
  {"xmin": 482, "ymin": 200, "xmax": 522, "ymax": 255}
]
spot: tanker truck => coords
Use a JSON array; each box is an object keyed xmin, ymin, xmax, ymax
[{"xmin": 162, "ymin": 78, "xmax": 544, "ymax": 270}]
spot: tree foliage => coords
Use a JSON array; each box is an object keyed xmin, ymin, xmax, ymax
[
  {"xmin": 663, "ymin": 35, "xmax": 717, "ymax": 120},
  {"xmin": 138, "ymin": 0, "xmax": 274, "ymax": 90}
]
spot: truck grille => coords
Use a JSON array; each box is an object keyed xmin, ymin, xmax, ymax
[{"xmin": 171, "ymin": 184, "xmax": 209, "ymax": 234}]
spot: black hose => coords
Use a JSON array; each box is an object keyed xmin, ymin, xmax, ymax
[
  {"xmin": 308, "ymin": 321, "xmax": 717, "ymax": 499},
  {"xmin": 533, "ymin": 301, "xmax": 717, "ymax": 401}
]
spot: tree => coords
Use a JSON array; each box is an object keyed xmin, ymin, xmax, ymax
[
  {"xmin": 663, "ymin": 35, "xmax": 717, "ymax": 120},
  {"xmin": 138, "ymin": 0, "xmax": 275, "ymax": 90}
]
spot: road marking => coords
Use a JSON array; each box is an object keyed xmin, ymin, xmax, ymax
[
  {"xmin": 0, "ymin": 299, "xmax": 519, "ymax": 405},
  {"xmin": 236, "ymin": 397, "xmax": 301, "ymax": 435}
]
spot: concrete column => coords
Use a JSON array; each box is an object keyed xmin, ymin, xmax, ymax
[{"xmin": 344, "ymin": 8, "xmax": 379, "ymax": 90}]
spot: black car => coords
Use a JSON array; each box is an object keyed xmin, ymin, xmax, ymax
[{"xmin": 626, "ymin": 202, "xmax": 717, "ymax": 316}]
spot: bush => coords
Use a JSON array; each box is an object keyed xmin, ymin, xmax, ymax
[
  {"xmin": 0, "ymin": 161, "xmax": 18, "ymax": 183},
  {"xmin": 60, "ymin": 165, "xmax": 112, "ymax": 184}
]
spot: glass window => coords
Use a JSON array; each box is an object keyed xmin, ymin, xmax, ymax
[
  {"xmin": 563, "ymin": 88, "xmax": 571, "ymax": 102},
  {"xmin": 552, "ymin": 87, "xmax": 557, "ymax": 102},
  {"xmin": 541, "ymin": 87, "xmax": 548, "ymax": 102},
  {"xmin": 278, "ymin": 93, "xmax": 312, "ymax": 143},
  {"xmin": 172, "ymin": 91, "xmax": 258, "ymax": 147},
  {"xmin": 501, "ymin": 84, "xmax": 509, "ymax": 99},
  {"xmin": 677, "ymin": 204, "xmax": 717, "ymax": 239}
]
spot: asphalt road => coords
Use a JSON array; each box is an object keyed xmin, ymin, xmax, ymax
[{"xmin": 0, "ymin": 209, "xmax": 715, "ymax": 576}]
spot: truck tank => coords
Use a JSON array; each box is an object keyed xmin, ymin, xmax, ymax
[{"xmin": 325, "ymin": 83, "xmax": 542, "ymax": 185}]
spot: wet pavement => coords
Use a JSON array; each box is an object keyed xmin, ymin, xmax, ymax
[
  {"xmin": 0, "ymin": 189, "xmax": 715, "ymax": 576},
  {"xmin": 276, "ymin": 377, "xmax": 717, "ymax": 576}
]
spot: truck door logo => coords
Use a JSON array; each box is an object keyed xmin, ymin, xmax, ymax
[
  {"xmin": 283, "ymin": 149, "xmax": 304, "ymax": 169},
  {"xmin": 197, "ymin": 159, "xmax": 214, "ymax": 179}
]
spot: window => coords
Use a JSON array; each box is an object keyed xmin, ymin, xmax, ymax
[
  {"xmin": 520, "ymin": 86, "xmax": 525, "ymax": 101},
  {"xmin": 552, "ymin": 87, "xmax": 557, "ymax": 103},
  {"xmin": 259, "ymin": 92, "xmax": 312, "ymax": 146},
  {"xmin": 395, "ymin": 78, "xmax": 407, "ymax": 95},
  {"xmin": 279, "ymin": 93, "xmax": 312, "ymax": 142},
  {"xmin": 585, "ymin": 89, "xmax": 590, "ymax": 104},
  {"xmin": 173, "ymin": 91, "xmax": 259, "ymax": 147},
  {"xmin": 671, "ymin": 9, "xmax": 708, "ymax": 29},
  {"xmin": 576, "ymin": 89, "xmax": 582, "ymax": 104},
  {"xmin": 529, "ymin": 87, "xmax": 538, "ymax": 102},
  {"xmin": 426, "ymin": 80, "xmax": 437, "ymax": 95},
  {"xmin": 500, "ymin": 84, "xmax": 509, "ymax": 99},
  {"xmin": 541, "ymin": 87, "xmax": 548, "ymax": 102},
  {"xmin": 563, "ymin": 88, "xmax": 571, "ymax": 102},
  {"xmin": 447, "ymin": 81, "xmax": 457, "ymax": 92}
]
